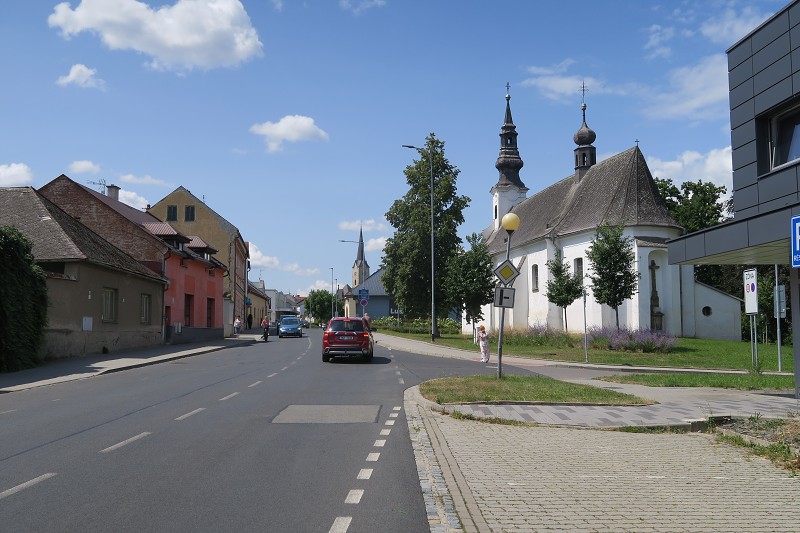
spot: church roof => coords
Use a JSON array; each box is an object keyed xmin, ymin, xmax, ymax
[{"xmin": 488, "ymin": 146, "xmax": 680, "ymax": 254}]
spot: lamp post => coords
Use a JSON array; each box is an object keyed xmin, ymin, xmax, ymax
[
  {"xmin": 496, "ymin": 212, "xmax": 520, "ymax": 379},
  {"xmin": 403, "ymin": 143, "xmax": 436, "ymax": 343},
  {"xmin": 330, "ymin": 267, "xmax": 334, "ymax": 322}
]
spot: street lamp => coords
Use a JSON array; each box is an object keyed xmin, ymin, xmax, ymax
[
  {"xmin": 330, "ymin": 267, "xmax": 334, "ymax": 321},
  {"xmin": 403, "ymin": 143, "xmax": 436, "ymax": 343},
  {"xmin": 496, "ymin": 211, "xmax": 520, "ymax": 379}
]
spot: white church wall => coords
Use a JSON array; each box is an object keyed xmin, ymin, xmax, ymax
[
  {"xmin": 679, "ymin": 264, "xmax": 696, "ymax": 337},
  {"xmin": 527, "ymin": 242, "xmax": 551, "ymax": 329},
  {"xmin": 693, "ymin": 283, "xmax": 743, "ymax": 341}
]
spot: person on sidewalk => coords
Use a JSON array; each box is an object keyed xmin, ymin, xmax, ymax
[
  {"xmin": 261, "ymin": 316, "xmax": 269, "ymax": 342},
  {"xmin": 478, "ymin": 325, "xmax": 490, "ymax": 363},
  {"xmin": 233, "ymin": 316, "xmax": 242, "ymax": 336},
  {"xmin": 247, "ymin": 313, "xmax": 253, "ymax": 331}
]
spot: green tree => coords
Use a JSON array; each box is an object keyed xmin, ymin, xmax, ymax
[
  {"xmin": 0, "ymin": 226, "xmax": 48, "ymax": 372},
  {"xmin": 654, "ymin": 177, "xmax": 728, "ymax": 233},
  {"xmin": 545, "ymin": 249, "xmax": 585, "ymax": 331},
  {"xmin": 382, "ymin": 134, "xmax": 470, "ymax": 336},
  {"xmin": 586, "ymin": 222, "xmax": 640, "ymax": 329},
  {"xmin": 304, "ymin": 289, "xmax": 339, "ymax": 324},
  {"xmin": 446, "ymin": 232, "xmax": 495, "ymax": 331}
]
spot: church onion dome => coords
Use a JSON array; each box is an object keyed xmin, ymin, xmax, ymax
[{"xmin": 573, "ymin": 103, "xmax": 596, "ymax": 146}]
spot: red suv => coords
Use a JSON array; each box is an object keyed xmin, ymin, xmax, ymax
[{"xmin": 322, "ymin": 317, "xmax": 374, "ymax": 362}]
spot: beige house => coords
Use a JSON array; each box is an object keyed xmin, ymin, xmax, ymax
[
  {"xmin": 1, "ymin": 188, "xmax": 166, "ymax": 358},
  {"xmin": 149, "ymin": 187, "xmax": 249, "ymax": 337}
]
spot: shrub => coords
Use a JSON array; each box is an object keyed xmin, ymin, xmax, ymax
[{"xmin": 588, "ymin": 326, "xmax": 675, "ymax": 353}]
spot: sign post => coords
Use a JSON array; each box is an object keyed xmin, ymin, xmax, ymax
[{"xmin": 744, "ymin": 269, "xmax": 758, "ymax": 368}]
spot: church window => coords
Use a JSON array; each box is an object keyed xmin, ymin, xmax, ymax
[
  {"xmin": 573, "ymin": 258, "xmax": 583, "ymax": 280},
  {"xmin": 531, "ymin": 264, "xmax": 539, "ymax": 292},
  {"xmin": 702, "ymin": 306, "xmax": 712, "ymax": 316},
  {"xmin": 494, "ymin": 205, "xmax": 498, "ymax": 220}
]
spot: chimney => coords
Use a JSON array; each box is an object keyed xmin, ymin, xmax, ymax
[{"xmin": 107, "ymin": 184, "xmax": 120, "ymax": 201}]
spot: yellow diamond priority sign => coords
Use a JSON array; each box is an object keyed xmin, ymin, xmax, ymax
[{"xmin": 494, "ymin": 259, "xmax": 520, "ymax": 285}]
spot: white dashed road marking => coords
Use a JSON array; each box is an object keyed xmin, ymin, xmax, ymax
[
  {"xmin": 248, "ymin": 381, "xmax": 262, "ymax": 387},
  {"xmin": 389, "ymin": 413, "xmax": 398, "ymax": 418},
  {"xmin": 267, "ymin": 373, "xmax": 278, "ymax": 378},
  {"xmin": 357, "ymin": 469, "xmax": 372, "ymax": 480},
  {"xmin": 175, "ymin": 408, "xmax": 205, "ymax": 421},
  {"xmin": 374, "ymin": 440, "xmax": 386, "ymax": 447},
  {"xmin": 0, "ymin": 473, "xmax": 57, "ymax": 500},
  {"xmin": 219, "ymin": 392, "xmax": 239, "ymax": 401},
  {"xmin": 380, "ymin": 429, "xmax": 391, "ymax": 436},
  {"xmin": 329, "ymin": 516, "xmax": 351, "ymax": 533},
  {"xmin": 385, "ymin": 420, "xmax": 395, "ymax": 426},
  {"xmin": 366, "ymin": 453, "xmax": 380, "ymax": 462},
  {"xmin": 100, "ymin": 432, "xmax": 151, "ymax": 453},
  {"xmin": 345, "ymin": 489, "xmax": 363, "ymax": 504},
  {"xmin": 392, "ymin": 406, "xmax": 401, "ymax": 411}
]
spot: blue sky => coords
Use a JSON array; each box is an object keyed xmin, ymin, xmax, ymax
[{"xmin": 0, "ymin": 0, "xmax": 785, "ymax": 296}]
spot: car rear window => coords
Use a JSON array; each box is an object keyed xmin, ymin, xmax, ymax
[
  {"xmin": 329, "ymin": 320, "xmax": 364, "ymax": 332},
  {"xmin": 282, "ymin": 318, "xmax": 299, "ymax": 325}
]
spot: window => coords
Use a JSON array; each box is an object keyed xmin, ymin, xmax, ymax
[
  {"xmin": 166, "ymin": 205, "xmax": 178, "ymax": 221},
  {"xmin": 573, "ymin": 258, "xmax": 583, "ymax": 280},
  {"xmin": 771, "ymin": 105, "xmax": 800, "ymax": 169},
  {"xmin": 102, "ymin": 288, "xmax": 117, "ymax": 323},
  {"xmin": 140, "ymin": 294, "xmax": 151, "ymax": 324},
  {"xmin": 184, "ymin": 294, "xmax": 194, "ymax": 327},
  {"xmin": 531, "ymin": 264, "xmax": 539, "ymax": 292},
  {"xmin": 185, "ymin": 205, "xmax": 195, "ymax": 222},
  {"xmin": 702, "ymin": 306, "xmax": 712, "ymax": 317},
  {"xmin": 206, "ymin": 298, "xmax": 215, "ymax": 327}
]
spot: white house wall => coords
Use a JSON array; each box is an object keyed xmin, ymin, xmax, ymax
[{"xmin": 693, "ymin": 283, "xmax": 743, "ymax": 341}]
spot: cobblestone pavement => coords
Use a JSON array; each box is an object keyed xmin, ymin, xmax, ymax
[{"xmin": 427, "ymin": 409, "xmax": 800, "ymax": 532}]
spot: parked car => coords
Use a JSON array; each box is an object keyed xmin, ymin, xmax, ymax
[
  {"xmin": 300, "ymin": 319, "xmax": 310, "ymax": 328},
  {"xmin": 322, "ymin": 317, "xmax": 374, "ymax": 362},
  {"xmin": 278, "ymin": 316, "xmax": 303, "ymax": 338}
]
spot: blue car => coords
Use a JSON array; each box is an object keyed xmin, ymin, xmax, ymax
[{"xmin": 278, "ymin": 316, "xmax": 303, "ymax": 338}]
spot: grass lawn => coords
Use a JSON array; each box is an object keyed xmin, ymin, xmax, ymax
[
  {"xmin": 381, "ymin": 330, "xmax": 794, "ymax": 372},
  {"xmin": 419, "ymin": 374, "xmax": 654, "ymax": 405},
  {"xmin": 598, "ymin": 372, "xmax": 796, "ymax": 390}
]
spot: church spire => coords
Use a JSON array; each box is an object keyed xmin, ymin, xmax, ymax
[
  {"xmin": 494, "ymin": 84, "xmax": 526, "ymax": 189},
  {"xmin": 352, "ymin": 226, "xmax": 369, "ymax": 287},
  {"xmin": 573, "ymin": 95, "xmax": 597, "ymax": 182}
]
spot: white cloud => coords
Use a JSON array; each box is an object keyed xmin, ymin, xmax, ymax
[
  {"xmin": 700, "ymin": 6, "xmax": 772, "ymax": 45},
  {"xmin": 271, "ymin": 0, "xmax": 283, "ymax": 11},
  {"xmin": 249, "ymin": 115, "xmax": 329, "ymax": 153},
  {"xmin": 56, "ymin": 64, "xmax": 106, "ymax": 89},
  {"xmin": 645, "ymin": 54, "xmax": 729, "ymax": 121},
  {"xmin": 643, "ymin": 24, "xmax": 675, "ymax": 60},
  {"xmin": 119, "ymin": 189, "xmax": 149, "ymax": 209},
  {"xmin": 647, "ymin": 145, "xmax": 733, "ymax": 194},
  {"xmin": 520, "ymin": 68, "xmax": 629, "ymax": 102},
  {"xmin": 249, "ymin": 243, "xmax": 318, "ymax": 276},
  {"xmin": 120, "ymin": 173, "xmax": 170, "ymax": 186},
  {"xmin": 365, "ymin": 237, "xmax": 386, "ymax": 253},
  {"xmin": 68, "ymin": 160, "xmax": 101, "ymax": 174},
  {"xmin": 339, "ymin": 0, "xmax": 386, "ymax": 15},
  {"xmin": 48, "ymin": 0, "xmax": 263, "ymax": 72},
  {"xmin": 0, "ymin": 163, "xmax": 34, "ymax": 186},
  {"xmin": 338, "ymin": 218, "xmax": 389, "ymax": 232}
]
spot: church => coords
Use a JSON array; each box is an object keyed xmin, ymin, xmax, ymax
[{"xmin": 470, "ymin": 93, "xmax": 742, "ymax": 340}]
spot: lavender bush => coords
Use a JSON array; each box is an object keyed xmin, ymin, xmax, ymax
[{"xmin": 588, "ymin": 326, "xmax": 676, "ymax": 353}]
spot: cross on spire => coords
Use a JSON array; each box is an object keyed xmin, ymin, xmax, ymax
[
  {"xmin": 580, "ymin": 80, "xmax": 588, "ymax": 103},
  {"xmin": 505, "ymin": 82, "xmax": 510, "ymax": 95}
]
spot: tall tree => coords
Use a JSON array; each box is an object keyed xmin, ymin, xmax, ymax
[
  {"xmin": 654, "ymin": 177, "xmax": 728, "ymax": 233},
  {"xmin": 446, "ymin": 232, "xmax": 495, "ymax": 331},
  {"xmin": 381, "ymin": 134, "xmax": 470, "ymax": 335},
  {"xmin": 545, "ymin": 249, "xmax": 585, "ymax": 331},
  {"xmin": 0, "ymin": 226, "xmax": 48, "ymax": 371},
  {"xmin": 586, "ymin": 222, "xmax": 640, "ymax": 329},
  {"xmin": 304, "ymin": 289, "xmax": 339, "ymax": 324}
]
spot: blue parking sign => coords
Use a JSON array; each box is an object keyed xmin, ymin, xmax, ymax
[{"xmin": 793, "ymin": 215, "xmax": 800, "ymax": 268}]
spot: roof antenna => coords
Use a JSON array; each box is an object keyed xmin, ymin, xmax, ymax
[{"xmin": 87, "ymin": 178, "xmax": 107, "ymax": 194}]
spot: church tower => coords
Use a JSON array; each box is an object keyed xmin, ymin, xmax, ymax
[
  {"xmin": 573, "ymin": 102, "xmax": 597, "ymax": 182},
  {"xmin": 491, "ymin": 88, "xmax": 528, "ymax": 230},
  {"xmin": 352, "ymin": 227, "xmax": 370, "ymax": 287}
]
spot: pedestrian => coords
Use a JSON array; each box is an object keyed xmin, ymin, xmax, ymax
[
  {"xmin": 247, "ymin": 313, "xmax": 253, "ymax": 331},
  {"xmin": 478, "ymin": 325, "xmax": 489, "ymax": 363},
  {"xmin": 234, "ymin": 315, "xmax": 242, "ymax": 335},
  {"xmin": 261, "ymin": 315, "xmax": 269, "ymax": 341},
  {"xmin": 364, "ymin": 312, "xmax": 372, "ymax": 329}
]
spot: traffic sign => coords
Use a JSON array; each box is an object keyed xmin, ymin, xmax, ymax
[
  {"xmin": 493, "ymin": 287, "xmax": 515, "ymax": 308},
  {"xmin": 792, "ymin": 215, "xmax": 800, "ymax": 268},
  {"xmin": 494, "ymin": 259, "xmax": 520, "ymax": 286},
  {"xmin": 744, "ymin": 269, "xmax": 758, "ymax": 315},
  {"xmin": 360, "ymin": 298, "xmax": 369, "ymax": 307},
  {"xmin": 358, "ymin": 289, "xmax": 369, "ymax": 300}
]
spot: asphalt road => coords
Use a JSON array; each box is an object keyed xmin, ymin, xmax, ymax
[{"xmin": 0, "ymin": 329, "xmax": 534, "ymax": 532}]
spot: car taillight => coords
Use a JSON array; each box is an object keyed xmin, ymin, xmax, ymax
[{"xmin": 323, "ymin": 332, "xmax": 329, "ymax": 339}]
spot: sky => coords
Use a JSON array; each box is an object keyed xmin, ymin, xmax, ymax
[{"xmin": 0, "ymin": 0, "xmax": 787, "ymax": 296}]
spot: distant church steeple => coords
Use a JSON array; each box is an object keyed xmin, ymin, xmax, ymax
[
  {"xmin": 352, "ymin": 226, "xmax": 370, "ymax": 287},
  {"xmin": 491, "ymin": 84, "xmax": 528, "ymax": 229},
  {"xmin": 573, "ymin": 86, "xmax": 597, "ymax": 182}
]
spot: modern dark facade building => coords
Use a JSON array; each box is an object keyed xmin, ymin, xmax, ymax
[{"xmin": 668, "ymin": 0, "xmax": 800, "ymax": 396}]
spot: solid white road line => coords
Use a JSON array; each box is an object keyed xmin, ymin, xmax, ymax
[
  {"xmin": 175, "ymin": 408, "xmax": 205, "ymax": 421},
  {"xmin": 0, "ymin": 473, "xmax": 57, "ymax": 500},
  {"xmin": 380, "ymin": 429, "xmax": 391, "ymax": 436},
  {"xmin": 366, "ymin": 453, "xmax": 380, "ymax": 462},
  {"xmin": 329, "ymin": 516, "xmax": 351, "ymax": 533},
  {"xmin": 100, "ymin": 432, "xmax": 151, "ymax": 453},
  {"xmin": 357, "ymin": 469, "xmax": 372, "ymax": 480},
  {"xmin": 219, "ymin": 392, "xmax": 239, "ymax": 401},
  {"xmin": 248, "ymin": 381, "xmax": 262, "ymax": 387},
  {"xmin": 373, "ymin": 440, "xmax": 386, "ymax": 447},
  {"xmin": 0, "ymin": 409, "xmax": 17, "ymax": 415},
  {"xmin": 345, "ymin": 489, "xmax": 363, "ymax": 504}
]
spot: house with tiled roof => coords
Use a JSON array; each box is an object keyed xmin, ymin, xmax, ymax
[
  {"xmin": 39, "ymin": 175, "xmax": 226, "ymax": 343},
  {"xmin": 0, "ymin": 187, "xmax": 167, "ymax": 358},
  {"xmin": 148, "ymin": 186, "xmax": 249, "ymax": 337},
  {"xmin": 475, "ymin": 94, "xmax": 741, "ymax": 340}
]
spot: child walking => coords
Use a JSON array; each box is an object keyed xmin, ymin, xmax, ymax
[{"xmin": 478, "ymin": 325, "xmax": 490, "ymax": 363}]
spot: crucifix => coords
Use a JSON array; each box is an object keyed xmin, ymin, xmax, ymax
[{"xmin": 649, "ymin": 260, "xmax": 663, "ymax": 330}]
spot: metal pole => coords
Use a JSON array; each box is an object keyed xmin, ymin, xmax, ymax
[
  {"xmin": 429, "ymin": 146, "xmax": 436, "ymax": 343},
  {"xmin": 497, "ymin": 232, "xmax": 513, "ymax": 379},
  {"xmin": 583, "ymin": 291, "xmax": 588, "ymax": 363},
  {"xmin": 330, "ymin": 267, "xmax": 334, "ymax": 321},
  {"xmin": 776, "ymin": 264, "xmax": 783, "ymax": 372}
]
